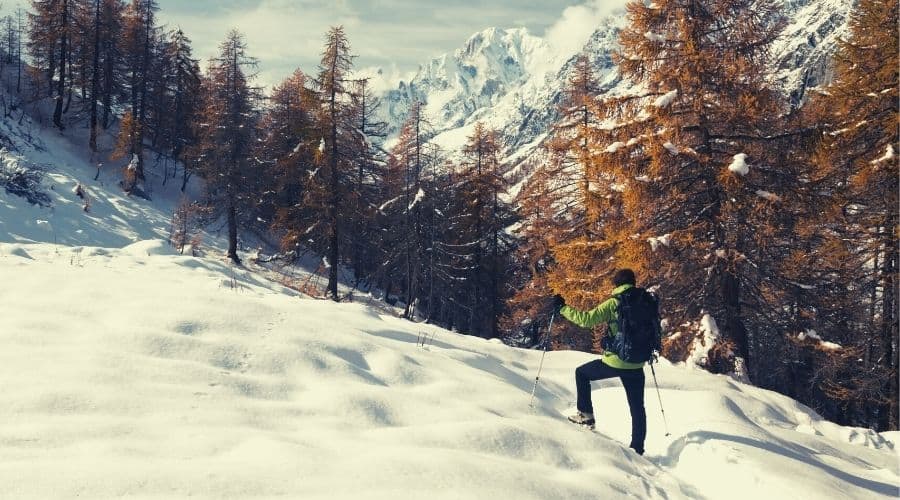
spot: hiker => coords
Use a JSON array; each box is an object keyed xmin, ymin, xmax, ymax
[{"xmin": 552, "ymin": 268, "xmax": 660, "ymax": 456}]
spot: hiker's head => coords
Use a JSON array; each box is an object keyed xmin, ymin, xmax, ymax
[{"xmin": 612, "ymin": 269, "xmax": 636, "ymax": 287}]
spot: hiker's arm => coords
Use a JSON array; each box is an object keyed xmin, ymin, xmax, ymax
[{"xmin": 560, "ymin": 298, "xmax": 617, "ymax": 329}]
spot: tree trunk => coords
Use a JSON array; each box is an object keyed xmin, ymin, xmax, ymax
[
  {"xmin": 101, "ymin": 37, "xmax": 113, "ymax": 129},
  {"xmin": 16, "ymin": 10, "xmax": 22, "ymax": 94},
  {"xmin": 135, "ymin": 2, "xmax": 152, "ymax": 181},
  {"xmin": 181, "ymin": 168, "xmax": 191, "ymax": 192},
  {"xmin": 89, "ymin": 0, "xmax": 100, "ymax": 152},
  {"xmin": 327, "ymin": 57, "xmax": 340, "ymax": 302},
  {"xmin": 52, "ymin": 0, "xmax": 68, "ymax": 130},
  {"xmin": 47, "ymin": 47, "xmax": 56, "ymax": 97},
  {"xmin": 881, "ymin": 222, "xmax": 898, "ymax": 430},
  {"xmin": 227, "ymin": 201, "xmax": 240, "ymax": 264}
]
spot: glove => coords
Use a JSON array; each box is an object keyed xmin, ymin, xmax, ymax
[{"xmin": 552, "ymin": 294, "xmax": 566, "ymax": 312}]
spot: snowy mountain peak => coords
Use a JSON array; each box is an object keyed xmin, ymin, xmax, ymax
[
  {"xmin": 381, "ymin": 26, "xmax": 559, "ymax": 145},
  {"xmin": 458, "ymin": 26, "xmax": 549, "ymax": 71},
  {"xmin": 380, "ymin": 0, "xmax": 853, "ymax": 163}
]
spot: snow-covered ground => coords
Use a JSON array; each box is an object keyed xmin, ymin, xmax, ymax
[
  {"xmin": 1, "ymin": 239, "xmax": 898, "ymax": 499},
  {"xmin": 0, "ymin": 75, "xmax": 898, "ymax": 500}
]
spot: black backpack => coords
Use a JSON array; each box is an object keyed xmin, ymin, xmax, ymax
[{"xmin": 602, "ymin": 287, "xmax": 662, "ymax": 363}]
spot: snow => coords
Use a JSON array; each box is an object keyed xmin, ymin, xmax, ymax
[
  {"xmin": 688, "ymin": 314, "xmax": 721, "ymax": 369},
  {"xmin": 871, "ymin": 144, "xmax": 895, "ymax": 165},
  {"xmin": 126, "ymin": 154, "xmax": 139, "ymax": 171},
  {"xmin": 728, "ymin": 153, "xmax": 749, "ymax": 176},
  {"xmin": 604, "ymin": 141, "xmax": 626, "ymax": 153},
  {"xmin": 408, "ymin": 188, "xmax": 425, "ymax": 210},
  {"xmin": 2, "ymin": 240, "xmax": 896, "ymax": 498},
  {"xmin": 798, "ymin": 329, "xmax": 842, "ymax": 351},
  {"xmin": 788, "ymin": 280, "xmax": 816, "ymax": 291},
  {"xmin": 770, "ymin": 0, "xmax": 852, "ymax": 103},
  {"xmin": 378, "ymin": 195, "xmax": 401, "ymax": 212},
  {"xmin": 756, "ymin": 190, "xmax": 782, "ymax": 202},
  {"xmin": 663, "ymin": 141, "xmax": 679, "ymax": 155},
  {"xmin": 820, "ymin": 341, "xmax": 843, "ymax": 351},
  {"xmin": 653, "ymin": 89, "xmax": 678, "ymax": 108},
  {"xmin": 0, "ymin": 112, "xmax": 185, "ymax": 248},
  {"xmin": 644, "ymin": 31, "xmax": 667, "ymax": 42},
  {"xmin": 799, "ymin": 329, "xmax": 822, "ymax": 341},
  {"xmin": 648, "ymin": 233, "xmax": 672, "ymax": 251}
]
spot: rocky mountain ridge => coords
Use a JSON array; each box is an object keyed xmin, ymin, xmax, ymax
[{"xmin": 375, "ymin": 0, "xmax": 852, "ymax": 167}]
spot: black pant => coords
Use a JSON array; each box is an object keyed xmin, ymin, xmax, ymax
[{"xmin": 575, "ymin": 359, "xmax": 646, "ymax": 453}]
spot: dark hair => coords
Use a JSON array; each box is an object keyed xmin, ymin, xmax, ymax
[{"xmin": 613, "ymin": 269, "xmax": 636, "ymax": 287}]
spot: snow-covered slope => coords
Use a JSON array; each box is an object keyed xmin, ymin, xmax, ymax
[
  {"xmin": 0, "ymin": 99, "xmax": 190, "ymax": 248},
  {"xmin": 774, "ymin": 0, "xmax": 853, "ymax": 104},
  {"xmin": 377, "ymin": 0, "xmax": 853, "ymax": 162},
  {"xmin": 1, "ymin": 239, "xmax": 898, "ymax": 499}
]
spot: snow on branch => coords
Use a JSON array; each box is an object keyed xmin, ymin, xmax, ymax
[
  {"xmin": 378, "ymin": 196, "xmax": 402, "ymax": 212},
  {"xmin": 727, "ymin": 153, "xmax": 749, "ymax": 175},
  {"xmin": 647, "ymin": 234, "xmax": 672, "ymax": 251},
  {"xmin": 653, "ymin": 90, "xmax": 678, "ymax": 108},
  {"xmin": 871, "ymin": 144, "xmax": 895, "ymax": 166},
  {"xmin": 798, "ymin": 329, "xmax": 842, "ymax": 351},
  {"xmin": 408, "ymin": 188, "xmax": 425, "ymax": 210},
  {"xmin": 755, "ymin": 190, "xmax": 781, "ymax": 202}
]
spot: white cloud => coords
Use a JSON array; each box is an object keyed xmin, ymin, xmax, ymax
[
  {"xmin": 0, "ymin": 0, "xmax": 633, "ymax": 92},
  {"xmin": 352, "ymin": 65, "xmax": 417, "ymax": 94},
  {"xmin": 159, "ymin": 0, "xmax": 363, "ymax": 89},
  {"xmin": 543, "ymin": 0, "xmax": 628, "ymax": 57}
]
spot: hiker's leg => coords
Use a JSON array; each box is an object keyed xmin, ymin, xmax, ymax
[
  {"xmin": 621, "ymin": 369, "xmax": 647, "ymax": 454},
  {"xmin": 574, "ymin": 360, "xmax": 617, "ymax": 414}
]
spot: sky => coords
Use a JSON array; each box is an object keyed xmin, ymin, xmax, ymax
[
  {"xmin": 1, "ymin": 0, "xmax": 626, "ymax": 90},
  {"xmin": 149, "ymin": 0, "xmax": 625, "ymax": 89}
]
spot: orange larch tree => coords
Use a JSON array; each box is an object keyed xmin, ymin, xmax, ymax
[{"xmin": 575, "ymin": 0, "xmax": 799, "ymax": 379}]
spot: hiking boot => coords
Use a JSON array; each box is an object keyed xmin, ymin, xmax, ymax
[{"xmin": 567, "ymin": 411, "xmax": 595, "ymax": 428}]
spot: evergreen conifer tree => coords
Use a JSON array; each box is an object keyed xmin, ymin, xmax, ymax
[
  {"xmin": 794, "ymin": 0, "xmax": 898, "ymax": 430},
  {"xmin": 506, "ymin": 54, "xmax": 606, "ymax": 349},
  {"xmin": 185, "ymin": 30, "xmax": 261, "ymax": 264}
]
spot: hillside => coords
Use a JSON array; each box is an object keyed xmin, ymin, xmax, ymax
[{"xmin": 0, "ymin": 95, "xmax": 898, "ymax": 499}]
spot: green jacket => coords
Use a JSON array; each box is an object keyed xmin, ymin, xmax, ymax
[{"xmin": 559, "ymin": 283, "xmax": 644, "ymax": 369}]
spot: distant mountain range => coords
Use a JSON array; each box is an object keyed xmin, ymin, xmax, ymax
[{"xmin": 373, "ymin": 0, "xmax": 852, "ymax": 170}]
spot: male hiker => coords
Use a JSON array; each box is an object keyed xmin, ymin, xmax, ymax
[{"xmin": 552, "ymin": 268, "xmax": 661, "ymax": 456}]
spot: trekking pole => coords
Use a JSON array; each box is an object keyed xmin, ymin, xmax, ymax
[
  {"xmin": 529, "ymin": 312, "xmax": 556, "ymax": 408},
  {"xmin": 649, "ymin": 357, "xmax": 671, "ymax": 436}
]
